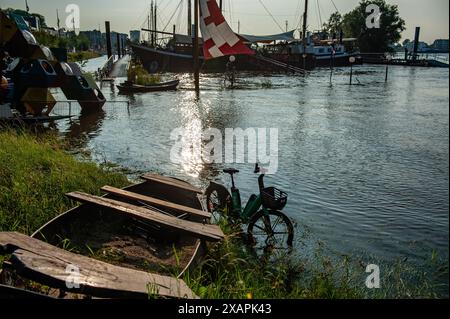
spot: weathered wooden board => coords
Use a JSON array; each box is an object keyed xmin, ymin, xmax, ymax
[
  {"xmin": 0, "ymin": 284, "xmax": 55, "ymax": 299},
  {"xmin": 142, "ymin": 174, "xmax": 203, "ymax": 194},
  {"xmin": 0, "ymin": 232, "xmax": 198, "ymax": 299},
  {"xmin": 101, "ymin": 186, "xmax": 212, "ymax": 219},
  {"xmin": 66, "ymin": 192, "xmax": 224, "ymax": 242}
]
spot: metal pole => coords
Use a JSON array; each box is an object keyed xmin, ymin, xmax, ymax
[
  {"xmin": 385, "ymin": 64, "xmax": 389, "ymax": 82},
  {"xmin": 220, "ymin": 0, "xmax": 223, "ymax": 12},
  {"xmin": 154, "ymin": 0, "xmax": 157, "ymax": 46},
  {"xmin": 150, "ymin": 1, "xmax": 154, "ymax": 46},
  {"xmin": 302, "ymin": 0, "xmax": 309, "ymax": 52},
  {"xmin": 412, "ymin": 27, "xmax": 420, "ymax": 62},
  {"xmin": 329, "ymin": 51, "xmax": 334, "ymax": 83},
  {"xmin": 349, "ymin": 64, "xmax": 353, "ymax": 85},
  {"xmin": 117, "ymin": 33, "xmax": 121, "ymax": 59},
  {"xmin": 188, "ymin": 0, "xmax": 192, "ymax": 37},
  {"xmin": 194, "ymin": 0, "xmax": 200, "ymax": 96}
]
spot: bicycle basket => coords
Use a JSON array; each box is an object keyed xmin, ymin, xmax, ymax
[{"xmin": 261, "ymin": 187, "xmax": 288, "ymax": 210}]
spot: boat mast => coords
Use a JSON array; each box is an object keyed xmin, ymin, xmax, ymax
[
  {"xmin": 188, "ymin": 0, "xmax": 192, "ymax": 37},
  {"xmin": 154, "ymin": 0, "xmax": 157, "ymax": 46},
  {"xmin": 302, "ymin": 0, "xmax": 308, "ymax": 52},
  {"xmin": 150, "ymin": 1, "xmax": 154, "ymax": 46},
  {"xmin": 56, "ymin": 9, "xmax": 61, "ymax": 37},
  {"xmin": 193, "ymin": 0, "xmax": 199, "ymax": 95},
  {"xmin": 147, "ymin": 5, "xmax": 152, "ymax": 42}
]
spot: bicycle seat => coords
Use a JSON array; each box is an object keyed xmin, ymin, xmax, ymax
[{"xmin": 223, "ymin": 168, "xmax": 240, "ymax": 175}]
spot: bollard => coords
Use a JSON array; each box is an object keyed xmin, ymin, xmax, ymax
[{"xmin": 349, "ymin": 56, "xmax": 356, "ymax": 85}]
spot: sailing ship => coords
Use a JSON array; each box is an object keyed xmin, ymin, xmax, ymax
[{"xmin": 131, "ymin": 0, "xmax": 313, "ymax": 73}]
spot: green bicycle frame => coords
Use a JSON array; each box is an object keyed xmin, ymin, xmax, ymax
[{"xmin": 231, "ymin": 188, "xmax": 267, "ymax": 222}]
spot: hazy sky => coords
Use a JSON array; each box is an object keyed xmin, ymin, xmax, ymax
[{"xmin": 1, "ymin": 0, "xmax": 448, "ymax": 42}]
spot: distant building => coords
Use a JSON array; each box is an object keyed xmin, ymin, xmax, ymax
[
  {"xmin": 80, "ymin": 30, "xmax": 103, "ymax": 50},
  {"xmin": 130, "ymin": 30, "xmax": 141, "ymax": 43},
  {"xmin": 431, "ymin": 39, "xmax": 449, "ymax": 52},
  {"xmin": 404, "ymin": 41, "xmax": 429, "ymax": 53},
  {"xmin": 41, "ymin": 26, "xmax": 58, "ymax": 37},
  {"xmin": 104, "ymin": 32, "xmax": 128, "ymax": 52}
]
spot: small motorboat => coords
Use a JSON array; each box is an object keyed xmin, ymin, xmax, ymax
[{"xmin": 117, "ymin": 80, "xmax": 180, "ymax": 94}]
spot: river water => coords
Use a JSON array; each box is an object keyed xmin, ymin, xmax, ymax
[{"xmin": 55, "ymin": 56, "xmax": 449, "ymax": 285}]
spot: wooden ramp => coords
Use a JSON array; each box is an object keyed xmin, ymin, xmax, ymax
[
  {"xmin": 142, "ymin": 174, "xmax": 203, "ymax": 194},
  {"xmin": 101, "ymin": 185, "xmax": 211, "ymax": 219},
  {"xmin": 0, "ymin": 232, "xmax": 197, "ymax": 299},
  {"xmin": 67, "ymin": 192, "xmax": 224, "ymax": 242}
]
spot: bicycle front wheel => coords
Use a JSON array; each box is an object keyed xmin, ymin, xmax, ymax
[{"xmin": 247, "ymin": 210, "xmax": 294, "ymax": 254}]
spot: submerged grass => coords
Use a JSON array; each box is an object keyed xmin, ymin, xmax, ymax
[
  {"xmin": 0, "ymin": 129, "xmax": 447, "ymax": 299},
  {"xmin": 184, "ymin": 224, "xmax": 448, "ymax": 299}
]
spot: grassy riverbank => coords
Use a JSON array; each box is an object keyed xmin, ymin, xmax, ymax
[
  {"xmin": 0, "ymin": 130, "xmax": 446, "ymax": 299},
  {"xmin": 68, "ymin": 51, "xmax": 101, "ymax": 63},
  {"xmin": 0, "ymin": 129, "xmax": 128, "ymax": 234}
]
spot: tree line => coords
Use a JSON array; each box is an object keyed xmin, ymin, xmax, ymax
[{"xmin": 321, "ymin": 0, "xmax": 405, "ymax": 53}]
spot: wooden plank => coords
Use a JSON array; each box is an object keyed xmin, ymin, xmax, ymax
[
  {"xmin": 0, "ymin": 232, "xmax": 197, "ymax": 299},
  {"xmin": 142, "ymin": 174, "xmax": 203, "ymax": 194},
  {"xmin": 101, "ymin": 186, "xmax": 212, "ymax": 219},
  {"xmin": 0, "ymin": 284, "xmax": 55, "ymax": 299},
  {"xmin": 66, "ymin": 192, "xmax": 224, "ymax": 242}
]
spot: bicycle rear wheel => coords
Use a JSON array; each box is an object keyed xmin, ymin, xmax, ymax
[
  {"xmin": 205, "ymin": 183, "xmax": 232, "ymax": 223},
  {"xmin": 247, "ymin": 210, "xmax": 294, "ymax": 258}
]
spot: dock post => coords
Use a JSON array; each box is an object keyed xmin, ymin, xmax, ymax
[
  {"xmin": 329, "ymin": 49, "xmax": 334, "ymax": 84},
  {"xmin": 385, "ymin": 54, "xmax": 392, "ymax": 82},
  {"xmin": 117, "ymin": 33, "xmax": 121, "ymax": 59},
  {"xmin": 412, "ymin": 27, "xmax": 421, "ymax": 62},
  {"xmin": 193, "ymin": 0, "xmax": 200, "ymax": 97},
  {"xmin": 349, "ymin": 56, "xmax": 355, "ymax": 85},
  {"xmin": 105, "ymin": 21, "xmax": 112, "ymax": 59}
]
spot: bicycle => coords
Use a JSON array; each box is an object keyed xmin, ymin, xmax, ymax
[{"xmin": 205, "ymin": 164, "xmax": 294, "ymax": 255}]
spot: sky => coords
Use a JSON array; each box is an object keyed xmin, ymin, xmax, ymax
[{"xmin": 0, "ymin": 0, "xmax": 448, "ymax": 43}]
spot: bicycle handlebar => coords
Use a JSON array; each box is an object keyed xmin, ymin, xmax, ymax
[{"xmin": 255, "ymin": 163, "xmax": 266, "ymax": 191}]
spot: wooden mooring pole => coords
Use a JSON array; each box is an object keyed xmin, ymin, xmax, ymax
[
  {"xmin": 193, "ymin": 0, "xmax": 200, "ymax": 97},
  {"xmin": 117, "ymin": 33, "xmax": 121, "ymax": 59},
  {"xmin": 105, "ymin": 21, "xmax": 112, "ymax": 59}
]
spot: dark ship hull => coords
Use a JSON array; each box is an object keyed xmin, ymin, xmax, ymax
[{"xmin": 131, "ymin": 44, "xmax": 315, "ymax": 73}]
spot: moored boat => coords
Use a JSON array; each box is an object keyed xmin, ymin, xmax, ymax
[{"xmin": 117, "ymin": 79, "xmax": 180, "ymax": 94}]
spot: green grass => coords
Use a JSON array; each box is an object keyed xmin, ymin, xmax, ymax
[
  {"xmin": 68, "ymin": 51, "xmax": 101, "ymax": 63},
  {"xmin": 181, "ymin": 220, "xmax": 447, "ymax": 299},
  {"xmin": 127, "ymin": 61, "xmax": 161, "ymax": 85},
  {"xmin": 0, "ymin": 129, "xmax": 129, "ymax": 235},
  {"xmin": 184, "ymin": 225, "xmax": 447, "ymax": 299}
]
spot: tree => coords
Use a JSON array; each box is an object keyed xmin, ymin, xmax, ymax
[
  {"xmin": 341, "ymin": 0, "xmax": 405, "ymax": 53},
  {"xmin": 322, "ymin": 12, "xmax": 342, "ymax": 37}
]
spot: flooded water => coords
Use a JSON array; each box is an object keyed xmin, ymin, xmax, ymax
[{"xmin": 55, "ymin": 58, "xmax": 449, "ymax": 274}]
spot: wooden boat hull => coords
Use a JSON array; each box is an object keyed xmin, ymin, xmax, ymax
[
  {"xmin": 131, "ymin": 43, "xmax": 303, "ymax": 73},
  {"xmin": 0, "ymin": 175, "xmax": 209, "ymax": 299},
  {"xmin": 117, "ymin": 80, "xmax": 180, "ymax": 94},
  {"xmin": 31, "ymin": 177, "xmax": 206, "ymax": 279}
]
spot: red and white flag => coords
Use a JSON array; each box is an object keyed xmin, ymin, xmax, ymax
[{"xmin": 199, "ymin": 0, "xmax": 254, "ymax": 60}]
